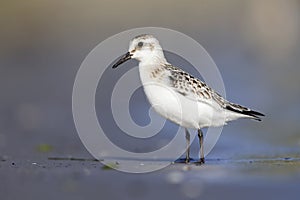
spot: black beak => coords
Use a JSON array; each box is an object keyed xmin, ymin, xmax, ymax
[{"xmin": 112, "ymin": 52, "xmax": 132, "ymax": 69}]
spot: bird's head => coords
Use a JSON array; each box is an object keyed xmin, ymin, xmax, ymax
[{"xmin": 112, "ymin": 34, "xmax": 166, "ymax": 68}]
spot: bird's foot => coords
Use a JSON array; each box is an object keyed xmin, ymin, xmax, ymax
[
  {"xmin": 195, "ymin": 158, "xmax": 205, "ymax": 165},
  {"xmin": 185, "ymin": 157, "xmax": 190, "ymax": 164},
  {"xmin": 175, "ymin": 158, "xmax": 195, "ymax": 164}
]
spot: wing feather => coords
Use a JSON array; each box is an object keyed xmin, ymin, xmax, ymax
[{"xmin": 163, "ymin": 64, "xmax": 264, "ymax": 120}]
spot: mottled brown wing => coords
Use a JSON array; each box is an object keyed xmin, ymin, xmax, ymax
[{"xmin": 164, "ymin": 64, "xmax": 215, "ymax": 102}]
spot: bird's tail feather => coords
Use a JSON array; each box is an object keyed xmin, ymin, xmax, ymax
[{"xmin": 226, "ymin": 103, "xmax": 265, "ymax": 121}]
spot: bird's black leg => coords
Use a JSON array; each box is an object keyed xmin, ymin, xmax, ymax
[
  {"xmin": 185, "ymin": 128, "xmax": 191, "ymax": 163},
  {"xmin": 197, "ymin": 129, "xmax": 205, "ymax": 164}
]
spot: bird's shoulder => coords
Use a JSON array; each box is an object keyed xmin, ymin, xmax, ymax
[{"xmin": 162, "ymin": 64, "xmax": 227, "ymax": 106}]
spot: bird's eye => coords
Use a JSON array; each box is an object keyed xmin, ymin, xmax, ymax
[{"xmin": 137, "ymin": 41, "xmax": 144, "ymax": 47}]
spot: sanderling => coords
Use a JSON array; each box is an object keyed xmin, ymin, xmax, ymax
[{"xmin": 112, "ymin": 34, "xmax": 264, "ymax": 164}]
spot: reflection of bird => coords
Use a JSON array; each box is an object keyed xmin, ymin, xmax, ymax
[{"xmin": 112, "ymin": 34, "xmax": 264, "ymax": 164}]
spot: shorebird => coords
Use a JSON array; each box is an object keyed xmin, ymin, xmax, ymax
[{"xmin": 112, "ymin": 34, "xmax": 264, "ymax": 164}]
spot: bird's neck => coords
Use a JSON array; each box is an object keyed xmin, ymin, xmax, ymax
[
  {"xmin": 139, "ymin": 49, "xmax": 167, "ymax": 66},
  {"xmin": 138, "ymin": 61, "xmax": 167, "ymax": 85},
  {"xmin": 138, "ymin": 49, "xmax": 168, "ymax": 84}
]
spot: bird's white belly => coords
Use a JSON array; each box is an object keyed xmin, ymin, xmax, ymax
[{"xmin": 143, "ymin": 84, "xmax": 219, "ymax": 129}]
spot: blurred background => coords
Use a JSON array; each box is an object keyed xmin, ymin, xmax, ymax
[
  {"xmin": 1, "ymin": 0, "xmax": 299, "ymax": 158},
  {"xmin": 1, "ymin": 0, "xmax": 300, "ymax": 199}
]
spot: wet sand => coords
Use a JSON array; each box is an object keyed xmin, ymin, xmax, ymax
[{"xmin": 1, "ymin": 154, "xmax": 299, "ymax": 200}]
